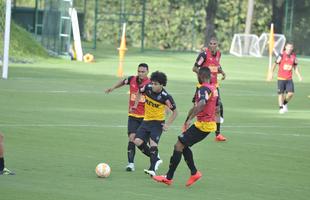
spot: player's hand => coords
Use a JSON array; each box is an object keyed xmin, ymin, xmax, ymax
[
  {"xmin": 105, "ymin": 88, "xmax": 113, "ymax": 94},
  {"xmin": 221, "ymin": 73, "xmax": 226, "ymax": 80},
  {"xmin": 162, "ymin": 123, "xmax": 169, "ymax": 132},
  {"xmin": 129, "ymin": 106, "xmax": 137, "ymax": 113},
  {"xmin": 182, "ymin": 120, "xmax": 191, "ymax": 132}
]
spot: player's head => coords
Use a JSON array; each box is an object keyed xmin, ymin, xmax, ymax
[
  {"xmin": 137, "ymin": 63, "xmax": 149, "ymax": 79},
  {"xmin": 150, "ymin": 71, "xmax": 167, "ymax": 92},
  {"xmin": 208, "ymin": 37, "xmax": 218, "ymax": 53},
  {"xmin": 284, "ymin": 42, "xmax": 294, "ymax": 55},
  {"xmin": 197, "ymin": 67, "xmax": 211, "ymax": 84}
]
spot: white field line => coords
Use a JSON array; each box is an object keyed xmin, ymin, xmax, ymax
[
  {"xmin": 0, "ymin": 89, "xmax": 276, "ymax": 97},
  {"xmin": 0, "ymin": 123, "xmax": 309, "ymax": 137}
]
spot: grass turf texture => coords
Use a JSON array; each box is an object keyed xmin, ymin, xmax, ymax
[{"xmin": 0, "ymin": 46, "xmax": 310, "ymax": 200}]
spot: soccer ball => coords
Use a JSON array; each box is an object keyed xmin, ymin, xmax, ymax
[{"xmin": 95, "ymin": 163, "xmax": 111, "ymax": 178}]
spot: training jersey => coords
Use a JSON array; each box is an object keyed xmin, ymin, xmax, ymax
[
  {"xmin": 124, "ymin": 76, "xmax": 150, "ymax": 118},
  {"xmin": 195, "ymin": 48, "xmax": 222, "ymax": 87},
  {"xmin": 192, "ymin": 82, "xmax": 218, "ymax": 132},
  {"xmin": 139, "ymin": 84, "xmax": 176, "ymax": 121},
  {"xmin": 275, "ymin": 52, "xmax": 298, "ymax": 80}
]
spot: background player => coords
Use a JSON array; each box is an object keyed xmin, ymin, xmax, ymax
[
  {"xmin": 268, "ymin": 42, "xmax": 303, "ymax": 114},
  {"xmin": 0, "ymin": 131, "xmax": 15, "ymax": 175},
  {"xmin": 105, "ymin": 63, "xmax": 150, "ymax": 171}
]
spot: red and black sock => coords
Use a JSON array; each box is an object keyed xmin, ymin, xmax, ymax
[
  {"xmin": 183, "ymin": 147, "xmax": 197, "ymax": 175},
  {"xmin": 166, "ymin": 150, "xmax": 182, "ymax": 180}
]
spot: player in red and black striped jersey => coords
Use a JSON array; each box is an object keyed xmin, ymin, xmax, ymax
[
  {"xmin": 152, "ymin": 67, "xmax": 217, "ymax": 186},
  {"xmin": 105, "ymin": 63, "xmax": 150, "ymax": 171},
  {"xmin": 0, "ymin": 131, "xmax": 15, "ymax": 175},
  {"xmin": 132, "ymin": 71, "xmax": 178, "ymax": 176},
  {"xmin": 192, "ymin": 37, "xmax": 227, "ymax": 141},
  {"xmin": 269, "ymin": 42, "xmax": 303, "ymax": 114}
]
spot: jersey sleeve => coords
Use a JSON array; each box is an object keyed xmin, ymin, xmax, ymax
[
  {"xmin": 194, "ymin": 52, "xmax": 206, "ymax": 67},
  {"xmin": 164, "ymin": 95, "xmax": 176, "ymax": 111},
  {"xmin": 123, "ymin": 76, "xmax": 134, "ymax": 85}
]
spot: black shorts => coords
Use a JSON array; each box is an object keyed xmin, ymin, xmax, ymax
[
  {"xmin": 278, "ymin": 80, "xmax": 294, "ymax": 94},
  {"xmin": 127, "ymin": 116, "xmax": 143, "ymax": 135},
  {"xmin": 178, "ymin": 125, "xmax": 210, "ymax": 147},
  {"xmin": 135, "ymin": 120, "xmax": 164, "ymax": 144}
]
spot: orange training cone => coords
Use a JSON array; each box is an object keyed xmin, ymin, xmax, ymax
[{"xmin": 117, "ymin": 23, "xmax": 127, "ymax": 78}]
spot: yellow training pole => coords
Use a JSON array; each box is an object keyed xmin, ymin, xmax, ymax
[{"xmin": 117, "ymin": 23, "xmax": 127, "ymax": 78}]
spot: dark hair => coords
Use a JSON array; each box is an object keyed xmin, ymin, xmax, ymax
[
  {"xmin": 209, "ymin": 37, "xmax": 218, "ymax": 43},
  {"xmin": 198, "ymin": 67, "xmax": 211, "ymax": 80},
  {"xmin": 138, "ymin": 63, "xmax": 149, "ymax": 70},
  {"xmin": 150, "ymin": 71, "xmax": 167, "ymax": 86}
]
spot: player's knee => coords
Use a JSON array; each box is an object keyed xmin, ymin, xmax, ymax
[
  {"xmin": 174, "ymin": 141, "xmax": 184, "ymax": 152},
  {"xmin": 134, "ymin": 138, "xmax": 143, "ymax": 146},
  {"xmin": 128, "ymin": 133, "xmax": 136, "ymax": 142}
]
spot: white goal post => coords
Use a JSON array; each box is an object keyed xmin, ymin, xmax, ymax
[
  {"xmin": 230, "ymin": 33, "xmax": 286, "ymax": 57},
  {"xmin": 229, "ymin": 34, "xmax": 261, "ymax": 57}
]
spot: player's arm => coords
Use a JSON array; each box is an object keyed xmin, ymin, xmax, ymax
[
  {"xmin": 293, "ymin": 59, "xmax": 303, "ymax": 81},
  {"xmin": 131, "ymin": 84, "xmax": 147, "ymax": 111},
  {"xmin": 105, "ymin": 77, "xmax": 130, "ymax": 93},
  {"xmin": 192, "ymin": 52, "xmax": 206, "ymax": 74},
  {"xmin": 162, "ymin": 96, "xmax": 178, "ymax": 132},
  {"xmin": 268, "ymin": 55, "xmax": 281, "ymax": 81},
  {"xmin": 218, "ymin": 65, "xmax": 226, "ymax": 80}
]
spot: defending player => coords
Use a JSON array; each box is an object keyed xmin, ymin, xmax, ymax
[
  {"xmin": 192, "ymin": 37, "xmax": 227, "ymax": 141},
  {"xmin": 152, "ymin": 67, "xmax": 217, "ymax": 186},
  {"xmin": 133, "ymin": 71, "xmax": 178, "ymax": 176},
  {"xmin": 0, "ymin": 131, "xmax": 15, "ymax": 175},
  {"xmin": 105, "ymin": 63, "xmax": 150, "ymax": 171},
  {"xmin": 268, "ymin": 42, "xmax": 302, "ymax": 114}
]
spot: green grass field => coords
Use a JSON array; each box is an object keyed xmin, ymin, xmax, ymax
[{"xmin": 1, "ymin": 46, "xmax": 310, "ymax": 200}]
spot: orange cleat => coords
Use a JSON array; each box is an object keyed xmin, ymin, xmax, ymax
[
  {"xmin": 215, "ymin": 134, "xmax": 226, "ymax": 141},
  {"xmin": 152, "ymin": 175, "xmax": 173, "ymax": 185},
  {"xmin": 186, "ymin": 171, "xmax": 202, "ymax": 187}
]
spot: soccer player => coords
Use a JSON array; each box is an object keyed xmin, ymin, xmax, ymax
[
  {"xmin": 268, "ymin": 42, "xmax": 302, "ymax": 114},
  {"xmin": 152, "ymin": 67, "xmax": 217, "ymax": 187},
  {"xmin": 105, "ymin": 63, "xmax": 150, "ymax": 171},
  {"xmin": 133, "ymin": 71, "xmax": 178, "ymax": 176},
  {"xmin": 0, "ymin": 131, "xmax": 15, "ymax": 175},
  {"xmin": 192, "ymin": 37, "xmax": 227, "ymax": 141}
]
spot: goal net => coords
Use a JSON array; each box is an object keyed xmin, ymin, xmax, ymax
[
  {"xmin": 258, "ymin": 33, "xmax": 286, "ymax": 57},
  {"xmin": 230, "ymin": 34, "xmax": 261, "ymax": 57}
]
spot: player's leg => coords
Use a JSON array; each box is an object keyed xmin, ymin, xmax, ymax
[
  {"xmin": 283, "ymin": 80, "xmax": 295, "ymax": 112},
  {"xmin": 0, "ymin": 132, "xmax": 15, "ymax": 175},
  {"xmin": 126, "ymin": 117, "xmax": 143, "ymax": 171},
  {"xmin": 278, "ymin": 80, "xmax": 286, "ymax": 113},
  {"xmin": 0, "ymin": 133, "xmax": 4, "ymax": 171},
  {"xmin": 215, "ymin": 89, "xmax": 226, "ymax": 141},
  {"xmin": 145, "ymin": 121, "xmax": 163, "ymax": 175},
  {"xmin": 134, "ymin": 122, "xmax": 151, "ymax": 157}
]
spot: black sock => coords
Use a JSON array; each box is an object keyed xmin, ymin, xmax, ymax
[
  {"xmin": 137, "ymin": 142, "xmax": 150, "ymax": 157},
  {"xmin": 149, "ymin": 146, "xmax": 158, "ymax": 171},
  {"xmin": 127, "ymin": 142, "xmax": 136, "ymax": 163},
  {"xmin": 215, "ymin": 123, "xmax": 221, "ymax": 136},
  {"xmin": 220, "ymin": 102, "xmax": 224, "ymax": 118},
  {"xmin": 283, "ymin": 100, "xmax": 288, "ymax": 105},
  {"xmin": 183, "ymin": 147, "xmax": 197, "ymax": 175},
  {"xmin": 0, "ymin": 157, "xmax": 4, "ymax": 171},
  {"xmin": 279, "ymin": 106, "xmax": 283, "ymax": 109},
  {"xmin": 166, "ymin": 150, "xmax": 182, "ymax": 180}
]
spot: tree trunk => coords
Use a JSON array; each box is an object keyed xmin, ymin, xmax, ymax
[
  {"xmin": 272, "ymin": 0, "xmax": 284, "ymax": 33},
  {"xmin": 204, "ymin": 0, "xmax": 218, "ymax": 46}
]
